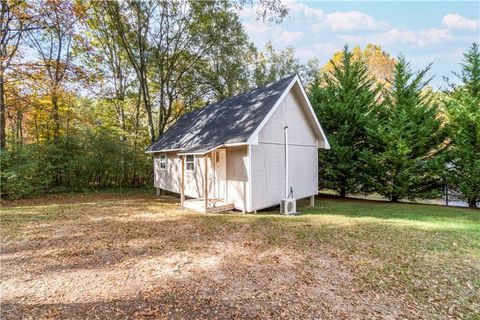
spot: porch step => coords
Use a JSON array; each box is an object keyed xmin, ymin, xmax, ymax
[
  {"xmin": 206, "ymin": 203, "xmax": 235, "ymax": 213},
  {"xmin": 182, "ymin": 199, "xmax": 234, "ymax": 213}
]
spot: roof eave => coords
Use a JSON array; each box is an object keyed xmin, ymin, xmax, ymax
[
  {"xmin": 145, "ymin": 148, "xmax": 183, "ymax": 154},
  {"xmin": 177, "ymin": 142, "xmax": 249, "ymax": 156}
]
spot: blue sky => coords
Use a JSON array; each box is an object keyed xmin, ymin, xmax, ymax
[{"xmin": 240, "ymin": 1, "xmax": 480, "ymax": 87}]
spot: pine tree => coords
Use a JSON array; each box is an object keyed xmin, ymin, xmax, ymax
[
  {"xmin": 444, "ymin": 43, "xmax": 480, "ymax": 208},
  {"xmin": 368, "ymin": 56, "xmax": 446, "ymax": 201},
  {"xmin": 309, "ymin": 46, "xmax": 380, "ymax": 197}
]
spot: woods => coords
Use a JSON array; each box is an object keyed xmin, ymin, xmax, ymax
[{"xmin": 0, "ymin": 0, "xmax": 478, "ymax": 207}]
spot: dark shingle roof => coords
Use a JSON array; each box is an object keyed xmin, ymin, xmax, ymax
[{"xmin": 146, "ymin": 74, "xmax": 296, "ymax": 153}]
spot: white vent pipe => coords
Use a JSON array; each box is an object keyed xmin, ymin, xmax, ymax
[{"xmin": 284, "ymin": 126, "xmax": 289, "ymax": 199}]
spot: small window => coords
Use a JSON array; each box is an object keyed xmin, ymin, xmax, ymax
[
  {"xmin": 186, "ymin": 155, "xmax": 195, "ymax": 172},
  {"xmin": 159, "ymin": 154, "xmax": 166, "ymax": 170}
]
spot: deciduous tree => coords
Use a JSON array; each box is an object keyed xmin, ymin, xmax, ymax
[
  {"xmin": 26, "ymin": 0, "xmax": 82, "ymax": 142},
  {"xmin": 254, "ymin": 41, "xmax": 319, "ymax": 86},
  {"xmin": 0, "ymin": 0, "xmax": 34, "ymax": 149},
  {"xmin": 323, "ymin": 44, "xmax": 396, "ymax": 87}
]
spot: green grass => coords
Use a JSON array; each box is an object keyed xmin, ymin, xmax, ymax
[
  {"xmin": 302, "ymin": 197, "xmax": 480, "ymax": 231},
  {"xmin": 297, "ymin": 198, "xmax": 480, "ymax": 317}
]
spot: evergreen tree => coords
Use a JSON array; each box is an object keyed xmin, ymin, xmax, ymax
[
  {"xmin": 368, "ymin": 56, "xmax": 446, "ymax": 201},
  {"xmin": 444, "ymin": 43, "xmax": 480, "ymax": 208},
  {"xmin": 309, "ymin": 46, "xmax": 380, "ymax": 197}
]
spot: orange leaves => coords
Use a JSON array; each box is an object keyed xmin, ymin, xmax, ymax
[{"xmin": 322, "ymin": 44, "xmax": 397, "ymax": 86}]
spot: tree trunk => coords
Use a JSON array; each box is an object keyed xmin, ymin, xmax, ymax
[
  {"xmin": 117, "ymin": 105, "xmax": 127, "ymax": 186},
  {"xmin": 34, "ymin": 114, "xmax": 39, "ymax": 144},
  {"xmin": 0, "ymin": 73, "xmax": 6, "ymax": 149},
  {"xmin": 137, "ymin": 78, "xmax": 155, "ymax": 143},
  {"xmin": 340, "ymin": 187, "xmax": 346, "ymax": 198},
  {"xmin": 132, "ymin": 87, "xmax": 141, "ymax": 186},
  {"xmin": 51, "ymin": 88, "xmax": 61, "ymax": 185},
  {"xmin": 468, "ymin": 199, "xmax": 477, "ymax": 209},
  {"xmin": 15, "ymin": 109, "xmax": 22, "ymax": 147},
  {"xmin": 391, "ymin": 195, "xmax": 399, "ymax": 202},
  {"xmin": 51, "ymin": 89, "xmax": 60, "ymax": 141}
]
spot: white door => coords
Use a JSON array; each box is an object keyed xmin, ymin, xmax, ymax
[{"xmin": 214, "ymin": 149, "xmax": 227, "ymax": 199}]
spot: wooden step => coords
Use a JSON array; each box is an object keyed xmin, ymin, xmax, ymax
[{"xmin": 207, "ymin": 203, "xmax": 234, "ymax": 213}]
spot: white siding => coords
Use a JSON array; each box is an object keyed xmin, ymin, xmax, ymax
[
  {"xmin": 251, "ymin": 88, "xmax": 318, "ymax": 210},
  {"xmin": 258, "ymin": 89, "xmax": 317, "ymax": 146},
  {"xmin": 153, "ymin": 146, "xmax": 248, "ymax": 211},
  {"xmin": 154, "ymin": 152, "xmax": 181, "ymax": 193},
  {"xmin": 226, "ymin": 146, "xmax": 248, "ymax": 211},
  {"xmin": 250, "ymin": 143, "xmax": 285, "ymax": 209},
  {"xmin": 154, "ymin": 152, "xmax": 214, "ymax": 198}
]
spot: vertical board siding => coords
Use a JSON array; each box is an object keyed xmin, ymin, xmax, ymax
[
  {"xmin": 153, "ymin": 152, "xmax": 214, "ymax": 198},
  {"xmin": 288, "ymin": 145, "xmax": 318, "ymax": 199},
  {"xmin": 251, "ymin": 88, "xmax": 319, "ymax": 210},
  {"xmin": 251, "ymin": 143, "xmax": 285, "ymax": 209},
  {"xmin": 258, "ymin": 89, "xmax": 317, "ymax": 146},
  {"xmin": 226, "ymin": 146, "xmax": 248, "ymax": 211},
  {"xmin": 154, "ymin": 152, "xmax": 181, "ymax": 192},
  {"xmin": 153, "ymin": 148, "xmax": 246, "ymax": 210}
]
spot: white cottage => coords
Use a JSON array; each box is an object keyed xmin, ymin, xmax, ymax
[{"xmin": 146, "ymin": 74, "xmax": 330, "ymax": 213}]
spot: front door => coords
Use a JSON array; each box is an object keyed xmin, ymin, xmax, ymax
[{"xmin": 214, "ymin": 149, "xmax": 227, "ymax": 199}]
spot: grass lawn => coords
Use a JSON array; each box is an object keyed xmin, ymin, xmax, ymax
[{"xmin": 1, "ymin": 193, "xmax": 479, "ymax": 319}]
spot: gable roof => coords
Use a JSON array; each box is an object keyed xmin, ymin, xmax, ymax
[{"xmin": 146, "ymin": 74, "xmax": 329, "ymax": 154}]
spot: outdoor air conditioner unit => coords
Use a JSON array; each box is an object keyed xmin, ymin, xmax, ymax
[{"xmin": 280, "ymin": 198, "xmax": 296, "ymax": 214}]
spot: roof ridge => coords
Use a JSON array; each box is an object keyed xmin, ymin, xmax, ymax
[
  {"xmin": 146, "ymin": 74, "xmax": 298, "ymax": 153},
  {"xmin": 199, "ymin": 73, "xmax": 297, "ymax": 111}
]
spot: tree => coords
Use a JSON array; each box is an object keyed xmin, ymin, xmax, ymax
[
  {"xmin": 368, "ymin": 56, "xmax": 446, "ymax": 201},
  {"xmin": 254, "ymin": 41, "xmax": 319, "ymax": 86},
  {"xmin": 105, "ymin": 0, "xmax": 263, "ymax": 142},
  {"xmin": 195, "ymin": 18, "xmax": 256, "ymax": 102},
  {"xmin": 104, "ymin": 0, "xmax": 156, "ymax": 142},
  {"xmin": 81, "ymin": 2, "xmax": 138, "ymax": 183},
  {"xmin": 0, "ymin": 0, "xmax": 294, "ymax": 199},
  {"xmin": 0, "ymin": 0, "xmax": 33, "ymax": 149},
  {"xmin": 444, "ymin": 43, "xmax": 480, "ymax": 208},
  {"xmin": 309, "ymin": 46, "xmax": 380, "ymax": 197},
  {"xmin": 322, "ymin": 44, "xmax": 396, "ymax": 87},
  {"xmin": 26, "ymin": 0, "xmax": 82, "ymax": 142},
  {"xmin": 236, "ymin": 0, "xmax": 289, "ymax": 23}
]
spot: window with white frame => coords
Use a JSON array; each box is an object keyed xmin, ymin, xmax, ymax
[
  {"xmin": 159, "ymin": 154, "xmax": 166, "ymax": 170},
  {"xmin": 186, "ymin": 155, "xmax": 195, "ymax": 172}
]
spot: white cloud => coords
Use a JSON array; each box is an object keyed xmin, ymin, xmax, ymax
[
  {"xmin": 312, "ymin": 42, "xmax": 342, "ymax": 52},
  {"xmin": 279, "ymin": 30, "xmax": 303, "ymax": 44},
  {"xmin": 442, "ymin": 13, "xmax": 480, "ymax": 30},
  {"xmin": 243, "ymin": 21, "xmax": 269, "ymax": 34},
  {"xmin": 287, "ymin": 1, "xmax": 388, "ymax": 32},
  {"xmin": 287, "ymin": 0, "xmax": 324, "ymax": 19},
  {"xmin": 296, "ymin": 42, "xmax": 341, "ymax": 61},
  {"xmin": 341, "ymin": 28, "xmax": 453, "ymax": 47},
  {"xmin": 314, "ymin": 11, "xmax": 389, "ymax": 32}
]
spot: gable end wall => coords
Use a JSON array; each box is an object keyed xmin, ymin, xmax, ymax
[{"xmin": 250, "ymin": 87, "xmax": 319, "ymax": 210}]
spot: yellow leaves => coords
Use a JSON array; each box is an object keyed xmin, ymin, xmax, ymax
[{"xmin": 323, "ymin": 44, "xmax": 397, "ymax": 86}]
